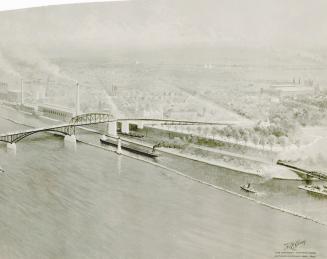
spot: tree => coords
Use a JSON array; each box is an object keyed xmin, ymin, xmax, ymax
[
  {"xmin": 259, "ymin": 137, "xmax": 266, "ymax": 150},
  {"xmin": 272, "ymin": 117, "xmax": 281, "ymax": 125},
  {"xmin": 233, "ymin": 130, "xmax": 241, "ymax": 144},
  {"xmin": 239, "ymin": 128, "xmax": 246, "ymax": 138},
  {"xmin": 196, "ymin": 126, "xmax": 202, "ymax": 136},
  {"xmin": 242, "ymin": 131, "xmax": 249, "ymax": 145},
  {"xmin": 252, "ymin": 134, "xmax": 260, "ymax": 147},
  {"xmin": 210, "ymin": 127, "xmax": 218, "ymax": 139},
  {"xmin": 279, "ymin": 136, "xmax": 288, "ymax": 149},
  {"xmin": 203, "ymin": 126, "xmax": 209, "ymax": 137},
  {"xmin": 223, "ymin": 126, "xmax": 232, "ymax": 140},
  {"xmin": 267, "ymin": 134, "xmax": 277, "ymax": 150}
]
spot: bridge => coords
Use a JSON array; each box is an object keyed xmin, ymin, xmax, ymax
[
  {"xmin": 277, "ymin": 160, "xmax": 327, "ymax": 181},
  {"xmin": 0, "ymin": 113, "xmax": 114, "ymax": 144},
  {"xmin": 0, "ymin": 112, "xmax": 233, "ymax": 153}
]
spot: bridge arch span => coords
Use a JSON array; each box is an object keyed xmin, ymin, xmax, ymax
[
  {"xmin": 69, "ymin": 113, "xmax": 114, "ymax": 126},
  {"xmin": 0, "ymin": 127, "xmax": 72, "ymax": 144},
  {"xmin": 0, "ymin": 112, "xmax": 234, "ymax": 145}
]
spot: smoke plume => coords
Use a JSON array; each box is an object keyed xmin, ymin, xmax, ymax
[
  {"xmin": 278, "ymin": 137, "xmax": 327, "ymax": 170},
  {"xmin": 0, "ymin": 50, "xmax": 20, "ymax": 78},
  {"xmin": 1, "ymin": 45, "xmax": 73, "ymax": 82}
]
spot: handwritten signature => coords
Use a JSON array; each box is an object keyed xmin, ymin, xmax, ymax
[{"xmin": 283, "ymin": 240, "xmax": 306, "ymax": 251}]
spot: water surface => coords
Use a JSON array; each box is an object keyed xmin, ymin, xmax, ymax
[{"xmin": 0, "ymin": 116, "xmax": 327, "ymax": 258}]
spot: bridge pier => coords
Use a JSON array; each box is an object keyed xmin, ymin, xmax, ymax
[
  {"xmin": 121, "ymin": 121, "xmax": 130, "ymax": 134},
  {"xmin": 7, "ymin": 143, "xmax": 16, "ymax": 155},
  {"xmin": 108, "ymin": 121, "xmax": 117, "ymax": 137},
  {"xmin": 116, "ymin": 137, "xmax": 122, "ymax": 155},
  {"xmin": 136, "ymin": 121, "xmax": 144, "ymax": 129},
  {"xmin": 64, "ymin": 135, "xmax": 77, "ymax": 150}
]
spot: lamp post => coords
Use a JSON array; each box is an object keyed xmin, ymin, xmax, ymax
[
  {"xmin": 20, "ymin": 79, "xmax": 24, "ymax": 106},
  {"xmin": 75, "ymin": 81, "xmax": 80, "ymax": 116}
]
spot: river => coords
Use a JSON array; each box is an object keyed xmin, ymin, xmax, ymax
[{"xmin": 0, "ymin": 110, "xmax": 327, "ymax": 258}]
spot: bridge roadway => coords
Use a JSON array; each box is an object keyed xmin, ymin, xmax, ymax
[{"xmin": 0, "ymin": 112, "xmax": 233, "ymax": 145}]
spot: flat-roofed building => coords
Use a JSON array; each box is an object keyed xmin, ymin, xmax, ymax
[
  {"xmin": 37, "ymin": 104, "xmax": 74, "ymax": 122},
  {"xmin": 6, "ymin": 90, "xmax": 21, "ymax": 103},
  {"xmin": 0, "ymin": 82, "xmax": 8, "ymax": 100},
  {"xmin": 264, "ymin": 84, "xmax": 315, "ymax": 98}
]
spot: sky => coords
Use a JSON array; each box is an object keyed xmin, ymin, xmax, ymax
[{"xmin": 0, "ymin": 0, "xmax": 326, "ymax": 58}]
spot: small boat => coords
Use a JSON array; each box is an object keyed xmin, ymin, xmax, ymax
[
  {"xmin": 298, "ymin": 185, "xmax": 327, "ymax": 196},
  {"xmin": 100, "ymin": 138, "xmax": 159, "ymax": 158},
  {"xmin": 240, "ymin": 183, "xmax": 256, "ymax": 193}
]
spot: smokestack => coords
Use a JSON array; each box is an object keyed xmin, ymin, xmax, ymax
[
  {"xmin": 75, "ymin": 81, "xmax": 80, "ymax": 116},
  {"xmin": 20, "ymin": 79, "xmax": 24, "ymax": 106}
]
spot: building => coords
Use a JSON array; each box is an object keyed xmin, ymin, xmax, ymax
[
  {"xmin": 6, "ymin": 90, "xmax": 21, "ymax": 103},
  {"xmin": 264, "ymin": 86, "xmax": 314, "ymax": 98},
  {"xmin": 264, "ymin": 80, "xmax": 315, "ymax": 98},
  {"xmin": 37, "ymin": 104, "xmax": 74, "ymax": 122},
  {"xmin": 270, "ymin": 83, "xmax": 297, "ymax": 88},
  {"xmin": 21, "ymin": 104, "xmax": 38, "ymax": 114},
  {"xmin": 0, "ymin": 81, "xmax": 8, "ymax": 100}
]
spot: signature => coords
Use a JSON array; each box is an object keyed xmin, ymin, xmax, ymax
[{"xmin": 283, "ymin": 240, "xmax": 306, "ymax": 251}]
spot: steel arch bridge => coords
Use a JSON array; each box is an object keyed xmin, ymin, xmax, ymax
[
  {"xmin": 0, "ymin": 112, "xmax": 233, "ymax": 144},
  {"xmin": 69, "ymin": 113, "xmax": 114, "ymax": 126},
  {"xmin": 0, "ymin": 125, "xmax": 72, "ymax": 144}
]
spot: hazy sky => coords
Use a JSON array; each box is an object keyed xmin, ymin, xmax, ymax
[{"xmin": 0, "ymin": 0, "xmax": 326, "ymax": 57}]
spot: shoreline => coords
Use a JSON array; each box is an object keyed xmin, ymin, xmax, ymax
[
  {"xmin": 156, "ymin": 147, "xmax": 302, "ymax": 180},
  {"xmin": 0, "ymin": 106, "xmax": 325, "ymax": 226},
  {"xmin": 80, "ymin": 140, "xmax": 327, "ymax": 227},
  {"xmin": 0, "ymin": 104, "xmax": 300, "ymax": 180},
  {"xmin": 113, "ymin": 131, "xmax": 300, "ymax": 180}
]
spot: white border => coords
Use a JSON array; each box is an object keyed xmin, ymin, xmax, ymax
[{"xmin": 0, "ymin": 0, "xmax": 126, "ymax": 12}]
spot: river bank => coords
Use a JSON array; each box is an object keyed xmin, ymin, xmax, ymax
[
  {"xmin": 1, "ymin": 120, "xmax": 327, "ymax": 258},
  {"xmin": 0, "ymin": 111, "xmax": 321, "ymax": 225},
  {"xmin": 0, "ymin": 104, "xmax": 300, "ymax": 180},
  {"xmin": 115, "ymin": 127, "xmax": 300, "ymax": 180},
  {"xmin": 1, "ymin": 104, "xmax": 327, "ymax": 226}
]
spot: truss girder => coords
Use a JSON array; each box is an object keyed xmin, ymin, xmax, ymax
[{"xmin": 0, "ymin": 112, "xmax": 232, "ymax": 144}]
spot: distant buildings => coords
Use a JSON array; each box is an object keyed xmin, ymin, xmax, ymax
[
  {"xmin": 0, "ymin": 80, "xmax": 22, "ymax": 104},
  {"xmin": 5, "ymin": 90, "xmax": 21, "ymax": 103},
  {"xmin": 38, "ymin": 104, "xmax": 74, "ymax": 121},
  {"xmin": 0, "ymin": 81, "xmax": 8, "ymax": 100},
  {"xmin": 262, "ymin": 78, "xmax": 318, "ymax": 98},
  {"xmin": 265, "ymin": 86, "xmax": 314, "ymax": 97},
  {"xmin": 0, "ymin": 79, "xmax": 76, "ymax": 121},
  {"xmin": 0, "ymin": 79, "xmax": 48, "ymax": 104}
]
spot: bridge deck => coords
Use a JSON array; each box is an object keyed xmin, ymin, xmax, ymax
[
  {"xmin": 0, "ymin": 124, "xmax": 68, "ymax": 137},
  {"xmin": 0, "ymin": 113, "xmax": 233, "ymax": 144}
]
